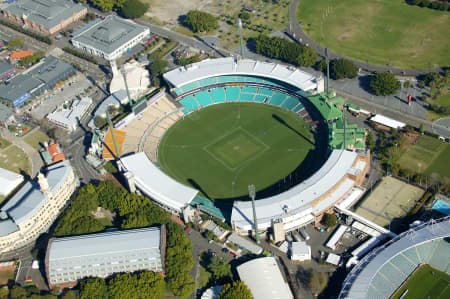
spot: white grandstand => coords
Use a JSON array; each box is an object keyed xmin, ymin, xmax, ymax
[{"xmin": 339, "ymin": 216, "xmax": 450, "ymax": 299}]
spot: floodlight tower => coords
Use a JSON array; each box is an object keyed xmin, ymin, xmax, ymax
[
  {"xmin": 325, "ymin": 47, "xmax": 330, "ymax": 97},
  {"xmin": 106, "ymin": 111, "xmax": 121, "ymax": 159},
  {"xmin": 238, "ymin": 18, "xmax": 245, "ymax": 59},
  {"xmin": 248, "ymin": 184, "xmax": 260, "ymax": 244},
  {"xmin": 120, "ymin": 64, "xmax": 133, "ymax": 105},
  {"xmin": 343, "ymin": 104, "xmax": 348, "ymax": 150}
]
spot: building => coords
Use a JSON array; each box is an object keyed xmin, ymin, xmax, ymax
[
  {"xmin": 71, "ymin": 15, "xmax": 150, "ymax": 61},
  {"xmin": 0, "ymin": 61, "xmax": 16, "ymax": 81},
  {"xmin": 46, "ymin": 97, "xmax": 92, "ymax": 131},
  {"xmin": 290, "ymin": 241, "xmax": 311, "ymax": 262},
  {"xmin": 45, "ymin": 226, "xmax": 165, "ymax": 288},
  {"xmin": 203, "ymin": 220, "xmax": 229, "ymax": 241},
  {"xmin": 227, "ymin": 233, "xmax": 263, "ymax": 255},
  {"xmin": 0, "ymin": 168, "xmax": 23, "ymax": 197},
  {"xmin": 237, "ymin": 257, "xmax": 293, "ymax": 299},
  {"xmin": 40, "ymin": 142, "xmax": 65, "ymax": 165},
  {"xmin": 0, "ymin": 161, "xmax": 77, "ymax": 253},
  {"xmin": 3, "ymin": 0, "xmax": 87, "ymax": 35},
  {"xmin": 0, "ymin": 102, "xmax": 15, "ymax": 126},
  {"xmin": 9, "ymin": 50, "xmax": 33, "ymax": 60},
  {"xmin": 370, "ymin": 114, "xmax": 406, "ymax": 131},
  {"xmin": 0, "ymin": 56, "xmax": 75, "ymax": 107}
]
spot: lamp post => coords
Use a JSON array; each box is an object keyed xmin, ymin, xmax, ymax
[{"xmin": 248, "ymin": 184, "xmax": 260, "ymax": 244}]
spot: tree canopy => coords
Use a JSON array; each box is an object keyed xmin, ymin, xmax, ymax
[
  {"xmin": 330, "ymin": 58, "xmax": 358, "ymax": 80},
  {"xmin": 149, "ymin": 59, "xmax": 168, "ymax": 75},
  {"xmin": 207, "ymin": 256, "xmax": 232, "ymax": 283},
  {"xmin": 219, "ymin": 281, "xmax": 253, "ymax": 299},
  {"xmin": 165, "ymin": 223, "xmax": 195, "ymax": 298},
  {"xmin": 7, "ymin": 37, "xmax": 25, "ymax": 50},
  {"xmin": 53, "ymin": 181, "xmax": 170, "ymax": 237},
  {"xmin": 322, "ymin": 213, "xmax": 338, "ymax": 228},
  {"xmin": 369, "ymin": 72, "xmax": 401, "ymax": 96},
  {"xmin": 184, "ymin": 10, "xmax": 219, "ymax": 33},
  {"xmin": 120, "ymin": 0, "xmax": 148, "ymax": 19},
  {"xmin": 253, "ymin": 35, "xmax": 317, "ymax": 67},
  {"xmin": 79, "ymin": 271, "xmax": 164, "ymax": 299}
]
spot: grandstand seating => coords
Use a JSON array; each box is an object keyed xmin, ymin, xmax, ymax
[
  {"xmin": 241, "ymin": 86, "xmax": 258, "ymax": 94},
  {"xmin": 282, "ymin": 97, "xmax": 299, "ymax": 110},
  {"xmin": 370, "ymin": 274, "xmax": 396, "ymax": 297},
  {"xmin": 211, "ymin": 88, "xmax": 226, "ymax": 103},
  {"xmin": 180, "ymin": 96, "xmax": 200, "ymax": 111},
  {"xmin": 240, "ymin": 93, "xmax": 255, "ymax": 102},
  {"xmin": 428, "ymin": 239, "xmax": 450, "ymax": 272},
  {"xmin": 368, "ymin": 286, "xmax": 385, "ymax": 299},
  {"xmin": 402, "ymin": 247, "xmax": 421, "ymax": 265},
  {"xmin": 199, "ymin": 77, "xmax": 218, "ymax": 87},
  {"xmin": 269, "ymin": 92, "xmax": 288, "ymax": 106},
  {"xmin": 416, "ymin": 240, "xmax": 437, "ymax": 263},
  {"xmin": 254, "ymin": 94, "xmax": 267, "ymax": 103},
  {"xmin": 226, "ymin": 87, "xmax": 240, "ymax": 101},
  {"xmin": 195, "ymin": 91, "xmax": 213, "ymax": 106},
  {"xmin": 258, "ymin": 88, "xmax": 274, "ymax": 96},
  {"xmin": 378, "ymin": 263, "xmax": 406, "ymax": 286},
  {"xmin": 293, "ymin": 103, "xmax": 305, "ymax": 113},
  {"xmin": 390, "ymin": 254, "xmax": 417, "ymax": 275}
]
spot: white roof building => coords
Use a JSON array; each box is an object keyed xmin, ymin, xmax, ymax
[
  {"xmin": 120, "ymin": 152, "xmax": 198, "ymax": 213},
  {"xmin": 237, "ymin": 257, "xmax": 293, "ymax": 299},
  {"xmin": 290, "ymin": 241, "xmax": 311, "ymax": 262},
  {"xmin": 0, "ymin": 168, "xmax": 23, "ymax": 196},
  {"xmin": 71, "ymin": 15, "xmax": 150, "ymax": 61},
  {"xmin": 326, "ymin": 253, "xmax": 341, "ymax": 266},
  {"xmin": 46, "ymin": 97, "xmax": 92, "ymax": 132},
  {"xmin": 46, "ymin": 227, "xmax": 164, "ymax": 286},
  {"xmin": 370, "ymin": 114, "xmax": 405, "ymax": 129}
]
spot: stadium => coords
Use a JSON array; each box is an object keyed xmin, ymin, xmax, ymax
[
  {"xmin": 118, "ymin": 57, "xmax": 370, "ymax": 234},
  {"xmin": 339, "ymin": 216, "xmax": 450, "ymax": 299}
]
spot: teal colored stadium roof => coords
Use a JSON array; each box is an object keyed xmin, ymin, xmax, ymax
[{"xmin": 191, "ymin": 196, "xmax": 225, "ymax": 221}]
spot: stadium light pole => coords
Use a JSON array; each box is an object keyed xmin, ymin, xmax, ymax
[
  {"xmin": 120, "ymin": 65, "xmax": 133, "ymax": 105},
  {"xmin": 248, "ymin": 184, "xmax": 260, "ymax": 244},
  {"xmin": 325, "ymin": 47, "xmax": 330, "ymax": 97},
  {"xmin": 238, "ymin": 18, "xmax": 244, "ymax": 59},
  {"xmin": 106, "ymin": 111, "xmax": 121, "ymax": 160}
]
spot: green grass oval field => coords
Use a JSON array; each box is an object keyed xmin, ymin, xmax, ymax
[
  {"xmin": 297, "ymin": 0, "xmax": 450, "ymax": 69},
  {"xmin": 158, "ymin": 103, "xmax": 318, "ymax": 200}
]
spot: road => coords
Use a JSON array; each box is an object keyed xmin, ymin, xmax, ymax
[{"xmin": 288, "ymin": 0, "xmax": 443, "ymax": 76}]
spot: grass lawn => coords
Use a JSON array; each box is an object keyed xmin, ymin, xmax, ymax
[
  {"xmin": 24, "ymin": 130, "xmax": 49, "ymax": 150},
  {"xmin": 0, "ymin": 145, "xmax": 31, "ymax": 175},
  {"xmin": 0, "ymin": 136, "xmax": 11, "ymax": 149},
  {"xmin": 396, "ymin": 135, "xmax": 450, "ymax": 179},
  {"xmin": 391, "ymin": 264, "xmax": 450, "ymax": 299},
  {"xmin": 159, "ymin": 103, "xmax": 318, "ymax": 199},
  {"xmin": 297, "ymin": 0, "xmax": 450, "ymax": 69},
  {"xmin": 198, "ymin": 266, "xmax": 211, "ymax": 289}
]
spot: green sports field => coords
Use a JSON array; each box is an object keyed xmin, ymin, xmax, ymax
[
  {"xmin": 297, "ymin": 0, "xmax": 450, "ymax": 69},
  {"xmin": 396, "ymin": 135, "xmax": 450, "ymax": 180},
  {"xmin": 158, "ymin": 103, "xmax": 321, "ymax": 199},
  {"xmin": 391, "ymin": 264, "xmax": 450, "ymax": 299}
]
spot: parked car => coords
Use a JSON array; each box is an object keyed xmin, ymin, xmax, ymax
[{"xmin": 299, "ymin": 228, "xmax": 310, "ymax": 240}]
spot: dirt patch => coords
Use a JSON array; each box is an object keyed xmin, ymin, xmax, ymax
[{"xmin": 144, "ymin": 0, "xmax": 205, "ymax": 25}]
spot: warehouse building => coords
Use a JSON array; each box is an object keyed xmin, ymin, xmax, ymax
[
  {"xmin": 0, "ymin": 56, "xmax": 75, "ymax": 107},
  {"xmin": 46, "ymin": 97, "xmax": 92, "ymax": 131},
  {"xmin": 3, "ymin": 0, "xmax": 87, "ymax": 35},
  {"xmin": 45, "ymin": 226, "xmax": 165, "ymax": 288},
  {"xmin": 71, "ymin": 15, "xmax": 150, "ymax": 61},
  {"xmin": 0, "ymin": 103, "xmax": 15, "ymax": 126},
  {"xmin": 0, "ymin": 61, "xmax": 16, "ymax": 81}
]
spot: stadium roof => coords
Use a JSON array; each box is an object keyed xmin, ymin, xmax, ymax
[
  {"xmin": 0, "ymin": 167, "xmax": 23, "ymax": 196},
  {"xmin": 163, "ymin": 57, "xmax": 319, "ymax": 92},
  {"xmin": 102, "ymin": 128, "xmax": 125, "ymax": 159},
  {"xmin": 120, "ymin": 152, "xmax": 198, "ymax": 212},
  {"xmin": 339, "ymin": 217, "xmax": 450, "ymax": 299},
  {"xmin": 4, "ymin": 0, "xmax": 86, "ymax": 31},
  {"xmin": 71, "ymin": 15, "xmax": 149, "ymax": 55},
  {"xmin": 237, "ymin": 257, "xmax": 293, "ymax": 299},
  {"xmin": 231, "ymin": 150, "xmax": 358, "ymax": 229},
  {"xmin": 308, "ymin": 94, "xmax": 343, "ymax": 121}
]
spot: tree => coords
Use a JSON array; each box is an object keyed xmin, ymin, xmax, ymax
[
  {"xmin": 184, "ymin": 10, "xmax": 219, "ymax": 33},
  {"xmin": 204, "ymin": 230, "xmax": 216, "ymax": 241},
  {"xmin": 0, "ymin": 288, "xmax": 9, "ymax": 298},
  {"xmin": 419, "ymin": 123, "xmax": 424, "ymax": 134},
  {"xmin": 219, "ymin": 281, "xmax": 253, "ymax": 299},
  {"xmin": 315, "ymin": 58, "xmax": 327, "ymax": 73},
  {"xmin": 120, "ymin": 0, "xmax": 148, "ymax": 19},
  {"xmin": 330, "ymin": 58, "xmax": 358, "ymax": 80},
  {"xmin": 7, "ymin": 38, "xmax": 25, "ymax": 50},
  {"xmin": 94, "ymin": 116, "xmax": 107, "ymax": 128},
  {"xmin": 207, "ymin": 256, "xmax": 232, "ymax": 283},
  {"xmin": 322, "ymin": 213, "xmax": 338, "ymax": 228},
  {"xmin": 150, "ymin": 59, "xmax": 168, "ymax": 75},
  {"xmin": 10, "ymin": 285, "xmax": 28, "ymax": 299},
  {"xmin": 366, "ymin": 131, "xmax": 375, "ymax": 151},
  {"xmin": 403, "ymin": 80, "xmax": 411, "ymax": 89},
  {"xmin": 239, "ymin": 11, "xmax": 251, "ymax": 22},
  {"xmin": 79, "ymin": 278, "xmax": 108, "ymax": 299},
  {"xmin": 369, "ymin": 72, "xmax": 401, "ymax": 96}
]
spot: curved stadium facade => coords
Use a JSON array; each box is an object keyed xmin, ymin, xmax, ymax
[
  {"xmin": 339, "ymin": 216, "xmax": 450, "ymax": 299},
  {"xmin": 120, "ymin": 57, "xmax": 370, "ymax": 233}
]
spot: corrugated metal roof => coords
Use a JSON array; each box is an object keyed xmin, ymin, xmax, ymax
[
  {"xmin": 237, "ymin": 257, "xmax": 293, "ymax": 299},
  {"xmin": 163, "ymin": 57, "xmax": 318, "ymax": 92},
  {"xmin": 0, "ymin": 167, "xmax": 23, "ymax": 196},
  {"xmin": 120, "ymin": 152, "xmax": 198, "ymax": 212}
]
